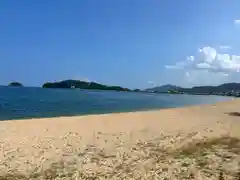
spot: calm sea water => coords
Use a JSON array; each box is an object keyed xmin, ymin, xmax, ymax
[{"xmin": 0, "ymin": 86, "xmax": 231, "ymax": 120}]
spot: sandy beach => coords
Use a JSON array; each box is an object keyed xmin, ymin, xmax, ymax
[{"xmin": 0, "ymin": 99, "xmax": 240, "ymax": 179}]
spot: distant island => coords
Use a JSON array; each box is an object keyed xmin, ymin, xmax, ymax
[
  {"xmin": 42, "ymin": 80, "xmax": 131, "ymax": 92},
  {"xmin": 8, "ymin": 82, "xmax": 23, "ymax": 87},
  {"xmin": 42, "ymin": 80, "xmax": 240, "ymax": 97},
  {"xmin": 145, "ymin": 84, "xmax": 181, "ymax": 93},
  {"xmin": 145, "ymin": 83, "xmax": 240, "ymax": 97}
]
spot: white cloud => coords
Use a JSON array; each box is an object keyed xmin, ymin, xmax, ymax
[
  {"xmin": 235, "ymin": 19, "xmax": 240, "ymax": 24},
  {"xmin": 196, "ymin": 62, "xmax": 212, "ymax": 69},
  {"xmin": 165, "ymin": 46, "xmax": 240, "ymax": 86},
  {"xmin": 184, "ymin": 70, "xmax": 230, "ymax": 86},
  {"xmin": 165, "ymin": 60, "xmax": 192, "ymax": 69},
  {"xmin": 188, "ymin": 56, "xmax": 194, "ymax": 61},
  {"xmin": 81, "ymin": 78, "xmax": 91, "ymax": 83},
  {"xmin": 148, "ymin": 81, "xmax": 157, "ymax": 86},
  {"xmin": 72, "ymin": 75, "xmax": 92, "ymax": 82},
  {"xmin": 165, "ymin": 46, "xmax": 240, "ymax": 74},
  {"xmin": 220, "ymin": 45, "xmax": 231, "ymax": 49}
]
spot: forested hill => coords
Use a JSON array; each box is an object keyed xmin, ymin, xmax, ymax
[
  {"xmin": 146, "ymin": 83, "xmax": 240, "ymax": 95},
  {"xmin": 145, "ymin": 84, "xmax": 181, "ymax": 92},
  {"xmin": 42, "ymin": 80, "xmax": 130, "ymax": 92},
  {"xmin": 8, "ymin": 82, "xmax": 23, "ymax": 87},
  {"xmin": 180, "ymin": 83, "xmax": 240, "ymax": 94}
]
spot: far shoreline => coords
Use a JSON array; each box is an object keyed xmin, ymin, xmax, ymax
[{"xmin": 1, "ymin": 85, "xmax": 238, "ymax": 97}]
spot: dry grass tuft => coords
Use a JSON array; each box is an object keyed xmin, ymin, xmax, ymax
[
  {"xmin": 176, "ymin": 136, "xmax": 240, "ymax": 157},
  {"xmin": 226, "ymin": 112, "xmax": 240, "ymax": 117},
  {"xmin": 0, "ymin": 134, "xmax": 240, "ymax": 179}
]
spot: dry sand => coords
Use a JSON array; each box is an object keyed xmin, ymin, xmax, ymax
[{"xmin": 1, "ymin": 99, "xmax": 240, "ymax": 179}]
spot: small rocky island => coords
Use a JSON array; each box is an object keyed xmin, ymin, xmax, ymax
[{"xmin": 8, "ymin": 82, "xmax": 23, "ymax": 87}]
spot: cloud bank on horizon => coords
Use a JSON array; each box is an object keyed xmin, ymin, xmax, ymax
[
  {"xmin": 165, "ymin": 46, "xmax": 240, "ymax": 86},
  {"xmin": 162, "ymin": 19, "xmax": 240, "ymax": 87},
  {"xmin": 165, "ymin": 46, "xmax": 240, "ymax": 74}
]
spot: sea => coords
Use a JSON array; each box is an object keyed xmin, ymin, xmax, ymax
[{"xmin": 0, "ymin": 86, "xmax": 231, "ymax": 120}]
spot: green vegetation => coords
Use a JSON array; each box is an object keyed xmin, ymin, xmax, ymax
[
  {"xmin": 167, "ymin": 90, "xmax": 182, "ymax": 94},
  {"xmin": 146, "ymin": 83, "xmax": 240, "ymax": 97},
  {"xmin": 180, "ymin": 83, "xmax": 240, "ymax": 94},
  {"xmin": 146, "ymin": 84, "xmax": 181, "ymax": 93},
  {"xmin": 133, "ymin": 89, "xmax": 141, "ymax": 92},
  {"xmin": 42, "ymin": 80, "xmax": 130, "ymax": 92},
  {"xmin": 8, "ymin": 82, "xmax": 23, "ymax": 87}
]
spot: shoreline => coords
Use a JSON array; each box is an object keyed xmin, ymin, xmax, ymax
[
  {"xmin": 0, "ymin": 99, "xmax": 240, "ymax": 179},
  {"xmin": 1, "ymin": 97, "xmax": 234, "ymax": 122}
]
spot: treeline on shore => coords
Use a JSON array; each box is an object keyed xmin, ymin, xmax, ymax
[
  {"xmin": 5, "ymin": 80, "xmax": 140, "ymax": 92},
  {"xmin": 42, "ymin": 80, "xmax": 132, "ymax": 92},
  {"xmin": 179, "ymin": 83, "xmax": 240, "ymax": 96},
  {"xmin": 146, "ymin": 83, "xmax": 240, "ymax": 97},
  {"xmin": 8, "ymin": 82, "xmax": 23, "ymax": 87}
]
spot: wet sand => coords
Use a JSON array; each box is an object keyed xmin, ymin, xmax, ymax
[{"xmin": 0, "ymin": 99, "xmax": 240, "ymax": 179}]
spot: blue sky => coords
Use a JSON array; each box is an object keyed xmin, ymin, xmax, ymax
[{"xmin": 0, "ymin": 0, "xmax": 240, "ymax": 89}]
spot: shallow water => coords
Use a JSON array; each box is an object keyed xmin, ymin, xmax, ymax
[{"xmin": 0, "ymin": 86, "xmax": 231, "ymax": 120}]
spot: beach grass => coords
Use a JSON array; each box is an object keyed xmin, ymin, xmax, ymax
[{"xmin": 0, "ymin": 134, "xmax": 240, "ymax": 180}]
